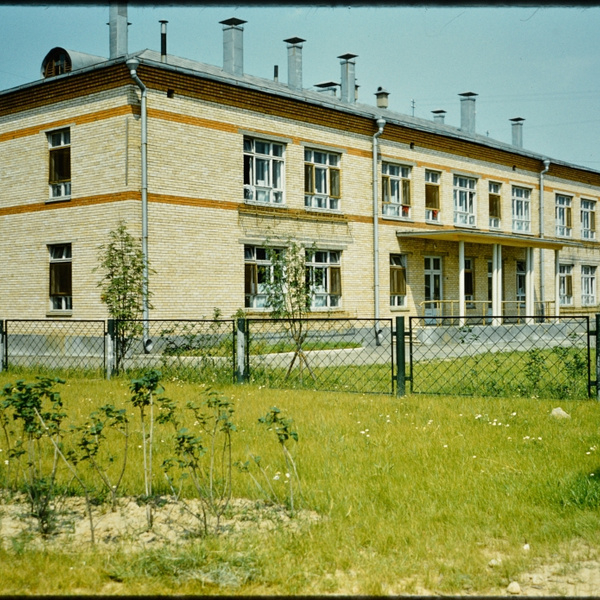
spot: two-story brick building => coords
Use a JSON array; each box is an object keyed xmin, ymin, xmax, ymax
[{"xmin": 1, "ymin": 5, "xmax": 599, "ymax": 323}]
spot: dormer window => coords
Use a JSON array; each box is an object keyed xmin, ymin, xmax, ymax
[{"xmin": 42, "ymin": 48, "xmax": 72, "ymax": 78}]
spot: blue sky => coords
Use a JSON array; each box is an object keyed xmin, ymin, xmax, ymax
[{"xmin": 1, "ymin": 3, "xmax": 600, "ymax": 170}]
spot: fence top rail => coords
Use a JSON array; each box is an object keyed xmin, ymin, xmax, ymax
[
  {"xmin": 5, "ymin": 319, "xmax": 107, "ymax": 324},
  {"xmin": 246, "ymin": 317, "xmax": 393, "ymax": 324},
  {"xmin": 409, "ymin": 314, "xmax": 591, "ymax": 325},
  {"xmin": 116, "ymin": 319, "xmax": 235, "ymax": 324}
]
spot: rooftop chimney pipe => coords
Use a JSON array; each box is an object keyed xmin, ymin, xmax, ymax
[
  {"xmin": 220, "ymin": 17, "xmax": 246, "ymax": 76},
  {"xmin": 432, "ymin": 109, "xmax": 446, "ymax": 124},
  {"xmin": 159, "ymin": 20, "xmax": 168, "ymax": 63},
  {"xmin": 459, "ymin": 92, "xmax": 477, "ymax": 134},
  {"xmin": 510, "ymin": 117, "xmax": 525, "ymax": 148},
  {"xmin": 338, "ymin": 53, "xmax": 357, "ymax": 103},
  {"xmin": 109, "ymin": 3, "xmax": 128, "ymax": 59},
  {"xmin": 284, "ymin": 37, "xmax": 305, "ymax": 90},
  {"xmin": 375, "ymin": 86, "xmax": 389, "ymax": 109}
]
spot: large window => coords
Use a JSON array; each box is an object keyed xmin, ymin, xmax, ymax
[
  {"xmin": 304, "ymin": 149, "xmax": 341, "ymax": 210},
  {"xmin": 555, "ymin": 194, "xmax": 573, "ymax": 237},
  {"xmin": 512, "ymin": 186, "xmax": 531, "ymax": 233},
  {"xmin": 559, "ymin": 264, "xmax": 573, "ymax": 306},
  {"xmin": 425, "ymin": 170, "xmax": 441, "ymax": 222},
  {"xmin": 244, "ymin": 245, "xmax": 280, "ymax": 309},
  {"xmin": 582, "ymin": 265, "xmax": 597, "ymax": 306},
  {"xmin": 48, "ymin": 129, "xmax": 71, "ymax": 200},
  {"xmin": 390, "ymin": 254, "xmax": 407, "ymax": 307},
  {"xmin": 306, "ymin": 250, "xmax": 341, "ymax": 308},
  {"xmin": 581, "ymin": 199, "xmax": 596, "ymax": 240},
  {"xmin": 453, "ymin": 175, "xmax": 476, "ymax": 226},
  {"xmin": 489, "ymin": 182, "xmax": 502, "ymax": 229},
  {"xmin": 243, "ymin": 138, "xmax": 284, "ymax": 204},
  {"xmin": 382, "ymin": 164, "xmax": 411, "ymax": 218},
  {"xmin": 49, "ymin": 244, "xmax": 72, "ymax": 311}
]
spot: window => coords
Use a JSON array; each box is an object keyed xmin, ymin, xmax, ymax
[
  {"xmin": 243, "ymin": 138, "xmax": 284, "ymax": 204},
  {"xmin": 49, "ymin": 244, "xmax": 72, "ymax": 311},
  {"xmin": 555, "ymin": 194, "xmax": 573, "ymax": 237},
  {"xmin": 453, "ymin": 175, "xmax": 476, "ymax": 226},
  {"xmin": 425, "ymin": 170, "xmax": 441, "ymax": 222},
  {"xmin": 516, "ymin": 260, "xmax": 526, "ymax": 307},
  {"xmin": 48, "ymin": 129, "xmax": 71, "ymax": 200},
  {"xmin": 464, "ymin": 258, "xmax": 474, "ymax": 307},
  {"xmin": 489, "ymin": 182, "xmax": 502, "ymax": 228},
  {"xmin": 512, "ymin": 186, "xmax": 531, "ymax": 233},
  {"xmin": 382, "ymin": 164, "xmax": 411, "ymax": 218},
  {"xmin": 306, "ymin": 250, "xmax": 341, "ymax": 308},
  {"xmin": 244, "ymin": 245, "xmax": 280, "ymax": 309},
  {"xmin": 582, "ymin": 265, "xmax": 596, "ymax": 306},
  {"xmin": 304, "ymin": 149, "xmax": 341, "ymax": 210},
  {"xmin": 559, "ymin": 264, "xmax": 573, "ymax": 306},
  {"xmin": 581, "ymin": 199, "xmax": 596, "ymax": 240},
  {"xmin": 390, "ymin": 254, "xmax": 407, "ymax": 307}
]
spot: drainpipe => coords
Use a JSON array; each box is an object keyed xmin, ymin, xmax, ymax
[
  {"xmin": 126, "ymin": 58, "xmax": 151, "ymax": 350},
  {"xmin": 373, "ymin": 117, "xmax": 386, "ymax": 344},
  {"xmin": 539, "ymin": 159, "xmax": 550, "ymax": 317}
]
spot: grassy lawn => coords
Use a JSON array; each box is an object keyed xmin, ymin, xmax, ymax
[{"xmin": 0, "ymin": 371, "xmax": 599, "ymax": 595}]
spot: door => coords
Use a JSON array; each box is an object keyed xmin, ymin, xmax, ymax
[{"xmin": 424, "ymin": 256, "xmax": 442, "ymax": 323}]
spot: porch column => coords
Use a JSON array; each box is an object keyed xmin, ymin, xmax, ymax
[
  {"xmin": 458, "ymin": 240, "xmax": 465, "ymax": 324},
  {"xmin": 555, "ymin": 249, "xmax": 561, "ymax": 316},
  {"xmin": 526, "ymin": 247, "xmax": 534, "ymax": 323}
]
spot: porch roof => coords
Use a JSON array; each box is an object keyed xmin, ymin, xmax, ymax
[{"xmin": 395, "ymin": 228, "xmax": 583, "ymax": 250}]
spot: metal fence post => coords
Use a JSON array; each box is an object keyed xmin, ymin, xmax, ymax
[
  {"xmin": 106, "ymin": 319, "xmax": 115, "ymax": 380},
  {"xmin": 396, "ymin": 316, "xmax": 406, "ymax": 397},
  {"xmin": 596, "ymin": 314, "xmax": 600, "ymax": 401},
  {"xmin": 236, "ymin": 318, "xmax": 248, "ymax": 383},
  {"xmin": 0, "ymin": 320, "xmax": 4, "ymax": 373}
]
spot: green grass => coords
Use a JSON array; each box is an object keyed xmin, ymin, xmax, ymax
[{"xmin": 1, "ymin": 373, "xmax": 600, "ymax": 594}]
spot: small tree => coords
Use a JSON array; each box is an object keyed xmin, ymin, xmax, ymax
[
  {"xmin": 96, "ymin": 222, "xmax": 151, "ymax": 371},
  {"xmin": 263, "ymin": 241, "xmax": 316, "ymax": 381}
]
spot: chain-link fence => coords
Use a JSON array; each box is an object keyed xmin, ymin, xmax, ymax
[
  {"xmin": 407, "ymin": 315, "xmax": 592, "ymax": 399},
  {"xmin": 2, "ymin": 320, "xmax": 107, "ymax": 377},
  {"xmin": 114, "ymin": 319, "xmax": 237, "ymax": 384},
  {"xmin": 246, "ymin": 318, "xmax": 395, "ymax": 394}
]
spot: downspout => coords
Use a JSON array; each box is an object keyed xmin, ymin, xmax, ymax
[
  {"xmin": 126, "ymin": 58, "xmax": 150, "ymax": 349},
  {"xmin": 373, "ymin": 117, "xmax": 386, "ymax": 344},
  {"xmin": 539, "ymin": 159, "xmax": 550, "ymax": 316}
]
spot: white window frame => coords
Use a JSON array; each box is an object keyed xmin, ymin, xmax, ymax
[
  {"xmin": 244, "ymin": 245, "xmax": 280, "ymax": 309},
  {"xmin": 243, "ymin": 137, "xmax": 285, "ymax": 205},
  {"xmin": 512, "ymin": 186, "xmax": 531, "ymax": 233},
  {"xmin": 555, "ymin": 194, "xmax": 573, "ymax": 238},
  {"xmin": 48, "ymin": 128, "xmax": 71, "ymax": 200},
  {"xmin": 382, "ymin": 163, "xmax": 411, "ymax": 218},
  {"xmin": 304, "ymin": 149, "xmax": 341, "ymax": 211},
  {"xmin": 516, "ymin": 260, "xmax": 526, "ymax": 307},
  {"xmin": 306, "ymin": 249, "xmax": 342, "ymax": 309},
  {"xmin": 453, "ymin": 175, "xmax": 476, "ymax": 226},
  {"xmin": 581, "ymin": 199, "xmax": 596, "ymax": 240},
  {"xmin": 425, "ymin": 170, "xmax": 441, "ymax": 222},
  {"xmin": 49, "ymin": 243, "xmax": 72, "ymax": 311},
  {"xmin": 582, "ymin": 265, "xmax": 596, "ymax": 306},
  {"xmin": 390, "ymin": 254, "xmax": 407, "ymax": 307},
  {"xmin": 489, "ymin": 181, "xmax": 502, "ymax": 229},
  {"xmin": 559, "ymin": 264, "xmax": 573, "ymax": 306}
]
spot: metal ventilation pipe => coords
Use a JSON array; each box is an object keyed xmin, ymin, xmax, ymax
[
  {"xmin": 510, "ymin": 117, "xmax": 525, "ymax": 148},
  {"xmin": 432, "ymin": 109, "xmax": 446, "ymax": 124},
  {"xmin": 160, "ymin": 20, "xmax": 168, "ymax": 63},
  {"xmin": 109, "ymin": 3, "xmax": 128, "ymax": 59},
  {"xmin": 459, "ymin": 92, "xmax": 477, "ymax": 134},
  {"xmin": 220, "ymin": 17, "xmax": 246, "ymax": 76},
  {"xmin": 339, "ymin": 53, "xmax": 357, "ymax": 103},
  {"xmin": 284, "ymin": 37, "xmax": 305, "ymax": 90}
]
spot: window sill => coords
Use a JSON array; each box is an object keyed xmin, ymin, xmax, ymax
[
  {"xmin": 305, "ymin": 206, "xmax": 342, "ymax": 216},
  {"xmin": 511, "ymin": 230, "xmax": 533, "ymax": 236},
  {"xmin": 46, "ymin": 197, "xmax": 72, "ymax": 205},
  {"xmin": 382, "ymin": 215, "xmax": 414, "ymax": 223},
  {"xmin": 425, "ymin": 219, "xmax": 443, "ymax": 226},
  {"xmin": 390, "ymin": 306, "xmax": 409, "ymax": 312},
  {"xmin": 46, "ymin": 310, "xmax": 73, "ymax": 318},
  {"xmin": 244, "ymin": 200, "xmax": 286, "ymax": 209}
]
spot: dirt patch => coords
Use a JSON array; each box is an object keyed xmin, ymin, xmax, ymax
[{"xmin": 0, "ymin": 493, "xmax": 320, "ymax": 552}]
